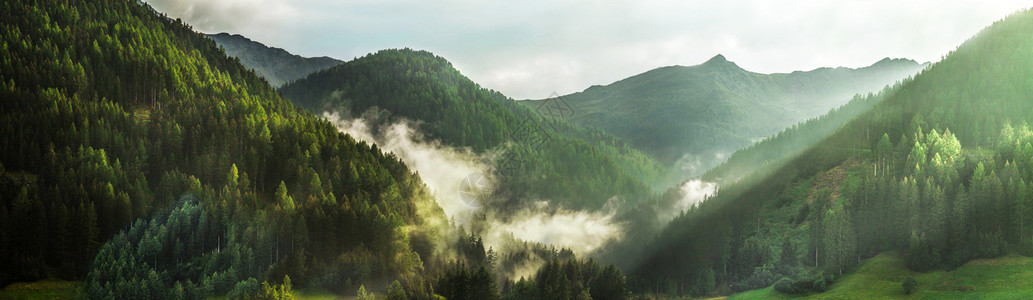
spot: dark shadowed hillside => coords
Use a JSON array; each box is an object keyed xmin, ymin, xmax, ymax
[
  {"xmin": 208, "ymin": 32, "xmax": 343, "ymax": 87},
  {"xmin": 0, "ymin": 0, "xmax": 453, "ymax": 297}
]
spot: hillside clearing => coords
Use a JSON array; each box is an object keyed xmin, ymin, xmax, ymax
[{"xmin": 729, "ymin": 252, "xmax": 1033, "ymax": 299}]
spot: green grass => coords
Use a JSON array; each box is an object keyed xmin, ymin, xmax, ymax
[
  {"xmin": 0, "ymin": 280, "xmax": 83, "ymax": 299},
  {"xmin": 729, "ymin": 252, "xmax": 1033, "ymax": 299}
]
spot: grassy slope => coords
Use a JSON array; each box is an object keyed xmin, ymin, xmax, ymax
[
  {"xmin": 0, "ymin": 280, "xmax": 82, "ymax": 299},
  {"xmin": 731, "ymin": 252, "xmax": 1033, "ymax": 299}
]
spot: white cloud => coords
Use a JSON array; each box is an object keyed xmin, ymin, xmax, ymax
[
  {"xmin": 657, "ymin": 179, "xmax": 717, "ymax": 223},
  {"xmin": 146, "ymin": 0, "xmax": 1031, "ymax": 98},
  {"xmin": 323, "ymin": 111, "xmax": 488, "ymax": 227},
  {"xmin": 490, "ymin": 202, "xmax": 623, "ymax": 254},
  {"xmin": 146, "ymin": 0, "xmax": 299, "ymax": 38},
  {"xmin": 323, "ymin": 110, "xmax": 625, "ymax": 256}
]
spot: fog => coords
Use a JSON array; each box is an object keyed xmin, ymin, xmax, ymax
[
  {"xmin": 489, "ymin": 200, "xmax": 622, "ymax": 254},
  {"xmin": 659, "ymin": 179, "xmax": 718, "ymax": 223},
  {"xmin": 323, "ymin": 110, "xmax": 624, "ymax": 257},
  {"xmin": 674, "ymin": 151, "xmax": 729, "ymax": 178},
  {"xmin": 325, "ymin": 110, "xmax": 486, "ymax": 227}
]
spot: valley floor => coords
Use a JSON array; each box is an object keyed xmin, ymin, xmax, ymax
[{"xmin": 729, "ymin": 251, "xmax": 1033, "ymax": 299}]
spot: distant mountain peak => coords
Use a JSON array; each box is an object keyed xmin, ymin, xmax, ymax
[
  {"xmin": 705, "ymin": 54, "xmax": 728, "ymax": 64},
  {"xmin": 869, "ymin": 57, "xmax": 919, "ymax": 68},
  {"xmin": 701, "ymin": 54, "xmax": 741, "ymax": 70}
]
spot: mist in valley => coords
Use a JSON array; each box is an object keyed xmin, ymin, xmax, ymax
[{"xmin": 323, "ymin": 109, "xmax": 630, "ymax": 277}]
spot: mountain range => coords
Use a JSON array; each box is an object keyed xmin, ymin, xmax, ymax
[
  {"xmin": 3, "ymin": 0, "xmax": 1032, "ymax": 298},
  {"xmin": 522, "ymin": 55, "xmax": 927, "ymax": 178},
  {"xmin": 278, "ymin": 48, "xmax": 666, "ymax": 210},
  {"xmin": 218, "ymin": 32, "xmax": 923, "ymax": 189}
]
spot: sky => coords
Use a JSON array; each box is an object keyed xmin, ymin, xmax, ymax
[{"xmin": 144, "ymin": 0, "xmax": 1031, "ymax": 99}]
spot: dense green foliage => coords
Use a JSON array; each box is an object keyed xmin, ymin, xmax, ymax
[
  {"xmin": 524, "ymin": 55, "xmax": 924, "ymax": 178},
  {"xmin": 279, "ymin": 49, "xmax": 665, "ymax": 209},
  {"xmin": 0, "ymin": 1, "xmax": 636, "ymax": 299},
  {"xmin": 507, "ymin": 257, "xmax": 627, "ymax": 300},
  {"xmin": 0, "ymin": 0, "xmax": 453, "ymax": 295},
  {"xmin": 631, "ymin": 8, "xmax": 1033, "ymax": 298},
  {"xmin": 207, "ymin": 33, "xmax": 342, "ymax": 87},
  {"xmin": 88, "ymin": 198, "xmax": 258, "ymax": 298}
]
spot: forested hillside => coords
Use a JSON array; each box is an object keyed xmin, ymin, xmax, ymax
[
  {"xmin": 0, "ymin": 1, "xmax": 631, "ymax": 298},
  {"xmin": 280, "ymin": 49, "xmax": 667, "ymax": 209},
  {"xmin": 632, "ymin": 8, "xmax": 1033, "ymax": 298},
  {"xmin": 523, "ymin": 55, "xmax": 925, "ymax": 178},
  {"xmin": 207, "ymin": 33, "xmax": 343, "ymax": 87},
  {"xmin": 0, "ymin": 0, "xmax": 446, "ymax": 297}
]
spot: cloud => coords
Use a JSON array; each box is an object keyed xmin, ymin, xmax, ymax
[
  {"xmin": 489, "ymin": 201, "xmax": 623, "ymax": 255},
  {"xmin": 656, "ymin": 179, "xmax": 718, "ymax": 223},
  {"xmin": 147, "ymin": 0, "xmax": 1030, "ymax": 99},
  {"xmin": 677, "ymin": 179, "xmax": 717, "ymax": 212},
  {"xmin": 323, "ymin": 110, "xmax": 488, "ymax": 227},
  {"xmin": 144, "ymin": 0, "xmax": 300, "ymax": 44},
  {"xmin": 323, "ymin": 110, "xmax": 624, "ymax": 257}
]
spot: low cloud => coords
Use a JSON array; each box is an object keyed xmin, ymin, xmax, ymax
[
  {"xmin": 489, "ymin": 201, "xmax": 623, "ymax": 255},
  {"xmin": 145, "ymin": 0, "xmax": 299, "ymax": 38},
  {"xmin": 657, "ymin": 179, "xmax": 718, "ymax": 223},
  {"xmin": 324, "ymin": 111, "xmax": 487, "ymax": 227},
  {"xmin": 323, "ymin": 110, "xmax": 624, "ymax": 258},
  {"xmin": 677, "ymin": 179, "xmax": 718, "ymax": 212},
  {"xmin": 674, "ymin": 151, "xmax": 730, "ymax": 178}
]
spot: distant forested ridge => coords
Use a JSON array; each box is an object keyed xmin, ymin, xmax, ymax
[
  {"xmin": 633, "ymin": 8, "xmax": 1033, "ymax": 298},
  {"xmin": 524, "ymin": 55, "xmax": 926, "ymax": 179},
  {"xmin": 207, "ymin": 32, "xmax": 343, "ymax": 87},
  {"xmin": 280, "ymin": 48, "xmax": 667, "ymax": 210}
]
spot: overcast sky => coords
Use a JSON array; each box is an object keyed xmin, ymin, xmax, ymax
[{"xmin": 145, "ymin": 0, "xmax": 1030, "ymax": 99}]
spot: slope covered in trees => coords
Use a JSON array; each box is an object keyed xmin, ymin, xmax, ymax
[
  {"xmin": 0, "ymin": 1, "xmax": 634, "ymax": 298},
  {"xmin": 280, "ymin": 49, "xmax": 666, "ymax": 209},
  {"xmin": 207, "ymin": 33, "xmax": 343, "ymax": 87},
  {"xmin": 0, "ymin": 0, "xmax": 452, "ymax": 296},
  {"xmin": 523, "ymin": 55, "xmax": 925, "ymax": 178},
  {"xmin": 632, "ymin": 7, "xmax": 1033, "ymax": 298}
]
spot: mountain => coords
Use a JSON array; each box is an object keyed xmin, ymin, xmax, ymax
[
  {"xmin": 279, "ymin": 48, "xmax": 667, "ymax": 210},
  {"xmin": 0, "ymin": 0, "xmax": 457, "ymax": 297},
  {"xmin": 632, "ymin": 7, "xmax": 1033, "ymax": 297},
  {"xmin": 522, "ymin": 55, "xmax": 926, "ymax": 178},
  {"xmin": 207, "ymin": 32, "xmax": 343, "ymax": 87}
]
